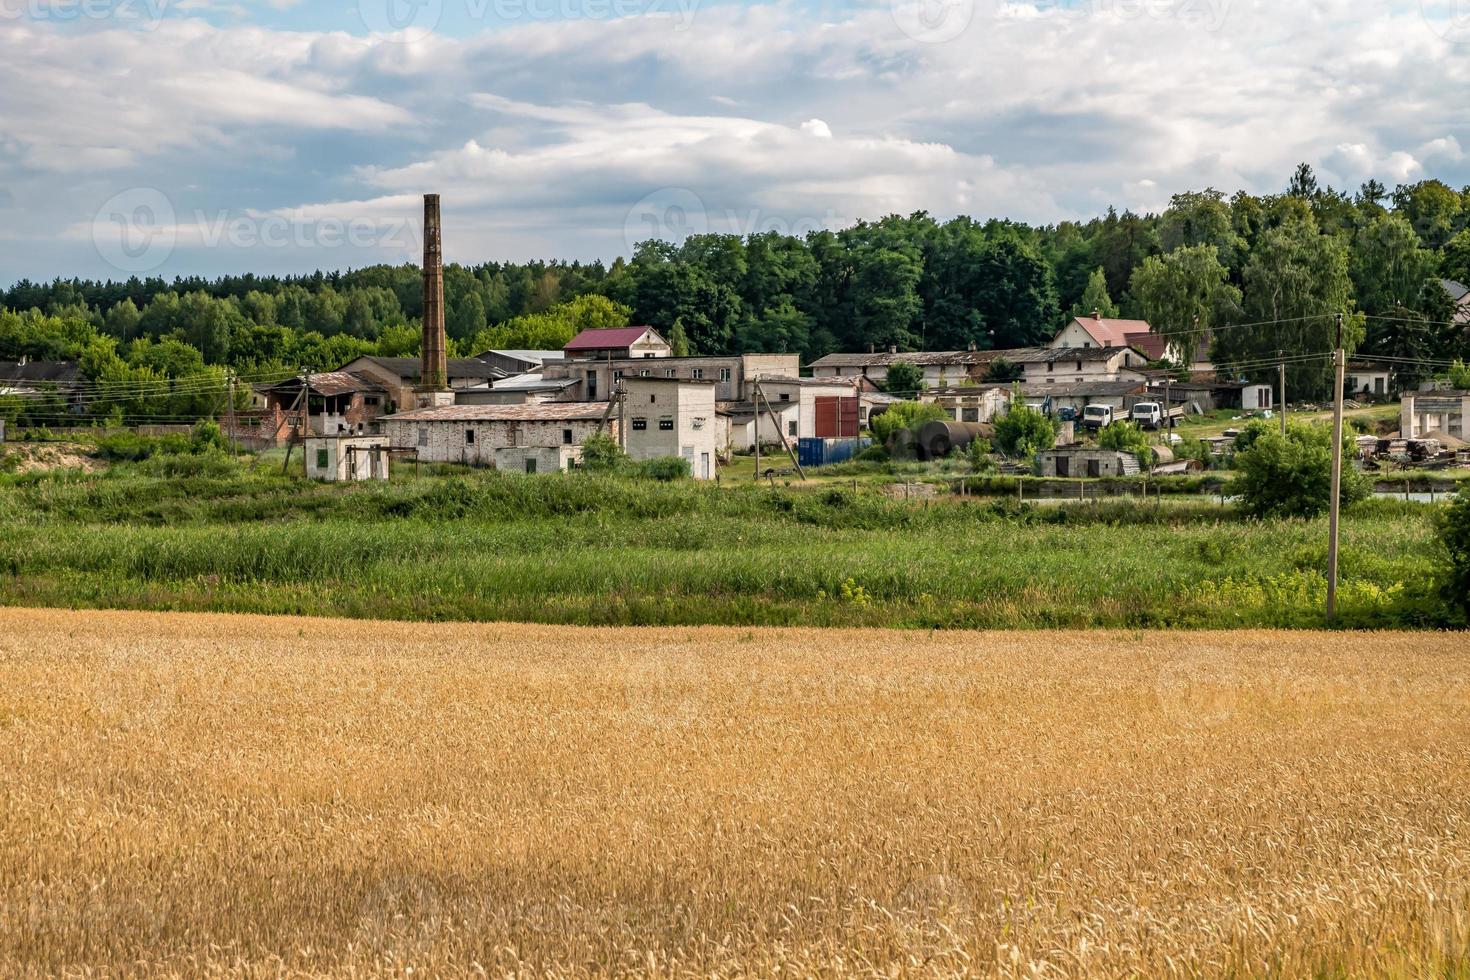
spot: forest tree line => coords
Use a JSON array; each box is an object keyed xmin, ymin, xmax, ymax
[{"xmin": 4, "ymin": 164, "xmax": 1470, "ymax": 424}]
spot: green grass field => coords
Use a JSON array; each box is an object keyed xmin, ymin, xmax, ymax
[{"xmin": 0, "ymin": 462, "xmax": 1455, "ymax": 629}]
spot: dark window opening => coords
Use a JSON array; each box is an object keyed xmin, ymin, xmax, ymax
[
  {"xmin": 563, "ymin": 429, "xmax": 573, "ymax": 445},
  {"xmin": 465, "ymin": 429, "xmax": 476, "ymax": 445},
  {"xmin": 631, "ymin": 418, "xmax": 648, "ymax": 431},
  {"xmin": 658, "ymin": 418, "xmax": 674, "ymax": 431}
]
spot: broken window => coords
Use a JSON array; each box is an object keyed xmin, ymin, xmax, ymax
[
  {"xmin": 417, "ymin": 427, "xmax": 429, "ymax": 447},
  {"xmin": 465, "ymin": 428, "xmax": 475, "ymax": 445},
  {"xmin": 563, "ymin": 429, "xmax": 573, "ymax": 445}
]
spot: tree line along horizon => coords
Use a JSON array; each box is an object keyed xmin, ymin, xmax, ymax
[{"xmin": 4, "ymin": 164, "xmax": 1470, "ymax": 425}]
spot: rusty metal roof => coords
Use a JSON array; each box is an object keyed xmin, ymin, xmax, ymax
[
  {"xmin": 263, "ymin": 371, "xmax": 386, "ymax": 396},
  {"xmin": 381, "ymin": 402, "xmax": 611, "ymax": 423}
]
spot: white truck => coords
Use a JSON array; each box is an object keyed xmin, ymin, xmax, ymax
[
  {"xmin": 1128, "ymin": 401, "xmax": 1182, "ymax": 430},
  {"xmin": 1081, "ymin": 404, "xmax": 1114, "ymax": 431}
]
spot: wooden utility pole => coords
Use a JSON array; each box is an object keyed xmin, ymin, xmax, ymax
[
  {"xmin": 1327, "ymin": 313, "xmax": 1345, "ymax": 624},
  {"xmin": 752, "ymin": 404, "xmax": 760, "ymax": 481},
  {"xmin": 1278, "ymin": 351, "xmax": 1287, "ymax": 437},
  {"xmin": 303, "ymin": 367, "xmax": 313, "ymax": 479},
  {"xmin": 755, "ymin": 382, "xmax": 805, "ymax": 480},
  {"xmin": 280, "ymin": 371, "xmax": 307, "ymax": 475}
]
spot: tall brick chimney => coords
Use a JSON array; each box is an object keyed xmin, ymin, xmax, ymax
[{"xmin": 420, "ymin": 193, "xmax": 448, "ymax": 392}]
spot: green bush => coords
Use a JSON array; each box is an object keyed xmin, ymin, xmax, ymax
[
  {"xmin": 993, "ymin": 397, "xmax": 1058, "ymax": 460},
  {"xmin": 1437, "ymin": 488, "xmax": 1470, "ymax": 625},
  {"xmin": 855, "ymin": 445, "xmax": 890, "ymax": 463},
  {"xmin": 869, "ymin": 401, "xmax": 948, "ymax": 445},
  {"xmin": 635, "ymin": 456, "xmax": 691, "ymax": 481},
  {"xmin": 1230, "ymin": 421, "xmax": 1371, "ymax": 519},
  {"xmin": 1097, "ymin": 421, "xmax": 1152, "ymax": 467},
  {"xmin": 579, "ymin": 431, "xmax": 628, "ymax": 471}
]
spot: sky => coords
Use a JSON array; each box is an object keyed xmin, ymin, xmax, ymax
[{"xmin": 1, "ymin": 0, "xmax": 1469, "ymax": 284}]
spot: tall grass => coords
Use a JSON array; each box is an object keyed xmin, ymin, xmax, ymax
[{"xmin": 0, "ymin": 467, "xmax": 1447, "ymax": 627}]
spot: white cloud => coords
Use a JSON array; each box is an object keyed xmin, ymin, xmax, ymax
[{"xmin": 2, "ymin": 0, "xmax": 1470, "ymax": 278}]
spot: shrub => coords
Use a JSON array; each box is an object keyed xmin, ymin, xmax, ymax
[
  {"xmin": 965, "ymin": 437, "xmax": 995, "ymax": 474},
  {"xmin": 580, "ymin": 432, "xmax": 628, "ymax": 471},
  {"xmin": 868, "ymin": 401, "xmax": 948, "ymax": 445},
  {"xmin": 993, "ymin": 396, "xmax": 1058, "ymax": 460},
  {"xmin": 1230, "ymin": 421, "xmax": 1371, "ymax": 519},
  {"xmin": 635, "ymin": 456, "xmax": 690, "ymax": 481},
  {"xmin": 191, "ymin": 420, "xmax": 229, "ymax": 454},
  {"xmin": 855, "ymin": 445, "xmax": 889, "ymax": 463},
  {"xmin": 1437, "ymin": 488, "xmax": 1470, "ymax": 625},
  {"xmin": 1097, "ymin": 421, "xmax": 1153, "ymax": 468}
]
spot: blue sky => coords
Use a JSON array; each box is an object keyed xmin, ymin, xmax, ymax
[{"xmin": 2, "ymin": 0, "xmax": 1468, "ymax": 284}]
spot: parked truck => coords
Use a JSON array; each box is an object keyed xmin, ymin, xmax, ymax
[
  {"xmin": 1081, "ymin": 404, "xmax": 1114, "ymax": 431},
  {"xmin": 1129, "ymin": 401, "xmax": 1183, "ymax": 430}
]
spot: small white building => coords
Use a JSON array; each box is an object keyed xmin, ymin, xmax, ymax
[
  {"xmin": 1009, "ymin": 345, "xmax": 1150, "ymax": 385},
  {"xmin": 1346, "ymin": 362, "xmax": 1395, "ymax": 400},
  {"xmin": 380, "ymin": 402, "xmax": 613, "ymax": 466},
  {"xmin": 304, "ymin": 435, "xmax": 391, "ymax": 481},
  {"xmin": 621, "ymin": 376, "xmax": 720, "ymax": 479},
  {"xmin": 751, "ymin": 376, "xmax": 859, "ymax": 442},
  {"xmin": 1241, "ymin": 384, "xmax": 1274, "ymax": 411}
]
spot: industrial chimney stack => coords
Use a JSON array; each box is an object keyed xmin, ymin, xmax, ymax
[{"xmin": 419, "ymin": 193, "xmax": 449, "ymax": 397}]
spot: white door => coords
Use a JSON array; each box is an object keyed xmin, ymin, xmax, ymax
[{"xmin": 700, "ymin": 452, "xmax": 711, "ymax": 479}]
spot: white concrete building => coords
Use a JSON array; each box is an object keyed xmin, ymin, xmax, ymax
[
  {"xmin": 1050, "ymin": 313, "xmax": 1152, "ymax": 349},
  {"xmin": 304, "ymin": 435, "xmax": 391, "ymax": 481},
  {"xmin": 380, "ymin": 402, "xmax": 613, "ymax": 466},
  {"xmin": 1402, "ymin": 389, "xmax": 1470, "ymax": 440},
  {"xmin": 1008, "ymin": 345, "xmax": 1150, "ymax": 385},
  {"xmin": 808, "ymin": 349, "xmax": 997, "ymax": 388},
  {"xmin": 620, "ymin": 377, "xmax": 719, "ymax": 479},
  {"xmin": 750, "ymin": 376, "xmax": 859, "ymax": 442}
]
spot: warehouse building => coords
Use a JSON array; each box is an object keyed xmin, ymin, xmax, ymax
[{"xmin": 380, "ymin": 402, "xmax": 613, "ymax": 468}]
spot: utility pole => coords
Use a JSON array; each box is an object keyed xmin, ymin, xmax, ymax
[
  {"xmin": 755, "ymin": 382, "xmax": 806, "ymax": 480},
  {"xmin": 1278, "ymin": 350, "xmax": 1287, "ymax": 437},
  {"xmin": 1327, "ymin": 313, "xmax": 1345, "ymax": 624},
  {"xmin": 304, "ymin": 366, "xmax": 313, "ymax": 479},
  {"xmin": 226, "ymin": 372, "xmax": 237, "ymax": 455}
]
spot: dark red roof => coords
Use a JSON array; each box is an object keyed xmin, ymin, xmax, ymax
[{"xmin": 564, "ymin": 327, "xmax": 653, "ymax": 351}]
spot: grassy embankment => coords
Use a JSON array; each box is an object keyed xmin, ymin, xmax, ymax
[
  {"xmin": 0, "ymin": 462, "xmax": 1454, "ymax": 628},
  {"xmin": 3, "ymin": 610, "xmax": 1469, "ymax": 977}
]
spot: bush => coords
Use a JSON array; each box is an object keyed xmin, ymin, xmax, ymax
[
  {"xmin": 882, "ymin": 360, "xmax": 925, "ymax": 395},
  {"xmin": 635, "ymin": 456, "xmax": 690, "ymax": 481},
  {"xmin": 993, "ymin": 396, "xmax": 1058, "ymax": 460},
  {"xmin": 868, "ymin": 401, "xmax": 948, "ymax": 445},
  {"xmin": 580, "ymin": 431, "xmax": 628, "ymax": 471},
  {"xmin": 1097, "ymin": 421, "xmax": 1153, "ymax": 468},
  {"xmin": 855, "ymin": 445, "xmax": 889, "ymax": 463},
  {"xmin": 1437, "ymin": 488, "xmax": 1470, "ymax": 625},
  {"xmin": 1230, "ymin": 421, "xmax": 1371, "ymax": 519}
]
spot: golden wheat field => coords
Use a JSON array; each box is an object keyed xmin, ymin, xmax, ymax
[{"xmin": 1, "ymin": 608, "xmax": 1468, "ymax": 978}]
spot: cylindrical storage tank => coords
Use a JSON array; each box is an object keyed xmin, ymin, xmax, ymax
[
  {"xmin": 915, "ymin": 421, "xmax": 992, "ymax": 461},
  {"xmin": 1151, "ymin": 445, "xmax": 1176, "ymax": 465}
]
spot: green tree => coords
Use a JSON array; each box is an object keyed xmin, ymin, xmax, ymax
[
  {"xmin": 1351, "ymin": 214, "xmax": 1434, "ymax": 316},
  {"xmin": 1159, "ymin": 189, "xmax": 1246, "ymax": 272},
  {"xmin": 1229, "ymin": 421, "xmax": 1370, "ymax": 519},
  {"xmin": 984, "ymin": 356, "xmax": 1022, "ymax": 383},
  {"xmin": 882, "ymin": 360, "xmax": 925, "ymax": 395},
  {"xmin": 1096, "ymin": 420, "xmax": 1153, "ymax": 468},
  {"xmin": 1070, "ymin": 266, "xmax": 1118, "ymax": 320},
  {"xmin": 579, "ymin": 431, "xmax": 628, "ymax": 471},
  {"xmin": 1129, "ymin": 245, "xmax": 1240, "ymax": 365},
  {"xmin": 993, "ymin": 392, "xmax": 1059, "ymax": 459},
  {"xmin": 668, "ymin": 318, "xmax": 691, "ymax": 357},
  {"xmin": 1222, "ymin": 215, "xmax": 1363, "ymax": 399}
]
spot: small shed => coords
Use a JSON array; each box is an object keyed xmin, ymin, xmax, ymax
[
  {"xmin": 305, "ymin": 435, "xmax": 390, "ymax": 482},
  {"xmin": 494, "ymin": 445, "xmax": 580, "ymax": 474},
  {"xmin": 1037, "ymin": 447, "xmax": 1140, "ymax": 478}
]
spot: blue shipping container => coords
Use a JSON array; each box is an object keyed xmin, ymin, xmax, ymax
[{"xmin": 797, "ymin": 437, "xmax": 872, "ymax": 468}]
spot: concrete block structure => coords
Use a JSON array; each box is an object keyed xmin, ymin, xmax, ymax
[
  {"xmin": 380, "ymin": 402, "xmax": 613, "ymax": 466},
  {"xmin": 1402, "ymin": 389, "xmax": 1470, "ymax": 441},
  {"xmin": 1037, "ymin": 447, "xmax": 1140, "ymax": 478},
  {"xmin": 494, "ymin": 445, "xmax": 581, "ymax": 474},
  {"xmin": 304, "ymin": 435, "xmax": 390, "ymax": 481},
  {"xmin": 620, "ymin": 377, "xmax": 719, "ymax": 479}
]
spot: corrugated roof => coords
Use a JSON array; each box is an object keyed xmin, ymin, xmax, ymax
[
  {"xmin": 809, "ymin": 349, "xmax": 1004, "ymax": 369},
  {"xmin": 1006, "ymin": 346, "xmax": 1144, "ymax": 364},
  {"xmin": 753, "ymin": 375, "xmax": 857, "ymax": 388},
  {"xmin": 491, "ymin": 372, "xmax": 579, "ymax": 392},
  {"xmin": 382, "ymin": 402, "xmax": 611, "ymax": 423},
  {"xmin": 1, "ymin": 361, "xmax": 82, "ymax": 386},
  {"xmin": 263, "ymin": 371, "xmax": 385, "ymax": 396},
  {"xmin": 1016, "ymin": 380, "xmax": 1146, "ymax": 397},
  {"xmin": 353, "ymin": 356, "xmax": 506, "ymax": 381},
  {"xmin": 564, "ymin": 326, "xmax": 658, "ymax": 351}
]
